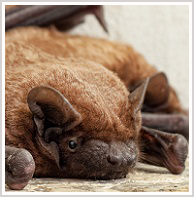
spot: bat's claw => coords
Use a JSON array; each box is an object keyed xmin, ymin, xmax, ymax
[{"xmin": 90, "ymin": 5, "xmax": 108, "ymax": 33}]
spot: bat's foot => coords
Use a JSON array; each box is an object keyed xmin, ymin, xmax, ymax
[
  {"xmin": 140, "ymin": 127, "xmax": 188, "ymax": 174},
  {"xmin": 162, "ymin": 133, "xmax": 188, "ymax": 174},
  {"xmin": 5, "ymin": 146, "xmax": 35, "ymax": 190}
]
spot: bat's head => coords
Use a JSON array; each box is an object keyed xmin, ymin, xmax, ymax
[
  {"xmin": 27, "ymin": 78, "xmax": 149, "ymax": 179},
  {"xmin": 57, "ymin": 132, "xmax": 138, "ymax": 179}
]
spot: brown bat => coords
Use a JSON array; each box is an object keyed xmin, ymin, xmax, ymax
[{"xmin": 5, "ymin": 6, "xmax": 188, "ymax": 190}]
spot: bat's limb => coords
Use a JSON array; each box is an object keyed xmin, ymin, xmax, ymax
[
  {"xmin": 141, "ymin": 112, "xmax": 189, "ymax": 141},
  {"xmin": 55, "ymin": 5, "xmax": 108, "ymax": 32},
  {"xmin": 5, "ymin": 5, "xmax": 108, "ymax": 32},
  {"xmin": 139, "ymin": 126, "xmax": 188, "ymax": 174},
  {"xmin": 5, "ymin": 146, "xmax": 35, "ymax": 190}
]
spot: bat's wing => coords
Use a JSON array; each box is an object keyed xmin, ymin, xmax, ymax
[{"xmin": 5, "ymin": 5, "xmax": 108, "ymax": 32}]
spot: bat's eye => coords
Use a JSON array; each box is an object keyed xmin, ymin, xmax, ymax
[{"xmin": 68, "ymin": 140, "xmax": 77, "ymax": 149}]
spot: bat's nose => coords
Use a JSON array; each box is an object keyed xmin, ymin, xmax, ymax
[{"xmin": 107, "ymin": 155, "xmax": 122, "ymax": 166}]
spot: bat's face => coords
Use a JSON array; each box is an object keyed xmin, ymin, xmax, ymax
[
  {"xmin": 27, "ymin": 77, "xmax": 149, "ymax": 179},
  {"xmin": 58, "ymin": 130, "xmax": 138, "ymax": 179}
]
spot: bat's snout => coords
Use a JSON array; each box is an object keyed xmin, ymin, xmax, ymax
[{"xmin": 65, "ymin": 139, "xmax": 138, "ymax": 180}]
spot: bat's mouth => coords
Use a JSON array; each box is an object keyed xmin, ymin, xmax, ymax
[
  {"xmin": 89, "ymin": 157, "xmax": 137, "ymax": 180},
  {"xmin": 62, "ymin": 150, "xmax": 138, "ymax": 180},
  {"xmin": 65, "ymin": 167, "xmax": 133, "ymax": 180},
  {"xmin": 88, "ymin": 167, "xmax": 134, "ymax": 180}
]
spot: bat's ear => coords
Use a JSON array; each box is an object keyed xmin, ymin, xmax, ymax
[
  {"xmin": 143, "ymin": 72, "xmax": 170, "ymax": 111},
  {"xmin": 27, "ymin": 86, "xmax": 82, "ymax": 137},
  {"xmin": 129, "ymin": 78, "xmax": 149, "ymax": 117}
]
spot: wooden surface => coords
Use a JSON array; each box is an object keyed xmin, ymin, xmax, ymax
[{"xmin": 5, "ymin": 157, "xmax": 189, "ymax": 193}]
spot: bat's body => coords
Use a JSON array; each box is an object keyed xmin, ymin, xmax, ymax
[
  {"xmin": 6, "ymin": 27, "xmax": 183, "ymax": 114},
  {"xmin": 5, "ymin": 27, "xmax": 188, "ymax": 190}
]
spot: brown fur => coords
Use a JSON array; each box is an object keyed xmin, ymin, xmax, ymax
[
  {"xmin": 5, "ymin": 27, "xmax": 184, "ymax": 178},
  {"xmin": 6, "ymin": 26, "xmax": 183, "ymax": 113},
  {"xmin": 5, "ymin": 5, "xmax": 19, "ymax": 10}
]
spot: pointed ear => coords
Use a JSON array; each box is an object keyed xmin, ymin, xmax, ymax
[
  {"xmin": 27, "ymin": 86, "xmax": 82, "ymax": 136},
  {"xmin": 144, "ymin": 72, "xmax": 170, "ymax": 108},
  {"xmin": 129, "ymin": 78, "xmax": 149, "ymax": 117}
]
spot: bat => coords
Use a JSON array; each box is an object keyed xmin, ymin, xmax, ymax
[{"xmin": 5, "ymin": 5, "xmax": 189, "ymax": 190}]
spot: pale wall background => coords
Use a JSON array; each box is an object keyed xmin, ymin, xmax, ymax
[{"xmin": 70, "ymin": 5, "xmax": 189, "ymax": 109}]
